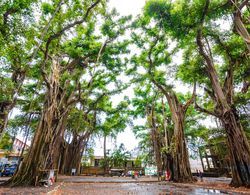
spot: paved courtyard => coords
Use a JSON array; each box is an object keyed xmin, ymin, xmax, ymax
[
  {"xmin": 0, "ymin": 176, "xmax": 249, "ymax": 194},
  {"xmin": 51, "ymin": 182, "xmax": 228, "ymax": 195}
]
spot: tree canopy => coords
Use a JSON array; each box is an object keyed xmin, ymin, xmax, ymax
[{"xmin": 0, "ymin": 0, "xmax": 249, "ymax": 188}]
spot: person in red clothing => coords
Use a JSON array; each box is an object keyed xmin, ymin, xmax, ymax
[
  {"xmin": 165, "ymin": 170, "xmax": 171, "ymax": 181},
  {"xmin": 134, "ymin": 171, "xmax": 139, "ymax": 179}
]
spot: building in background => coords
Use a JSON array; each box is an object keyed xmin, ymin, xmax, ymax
[
  {"xmin": 12, "ymin": 137, "xmax": 29, "ymax": 153},
  {"xmin": 0, "ymin": 137, "xmax": 30, "ymax": 164},
  {"xmin": 199, "ymin": 143, "xmax": 231, "ymax": 177}
]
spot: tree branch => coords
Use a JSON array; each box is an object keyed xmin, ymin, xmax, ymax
[
  {"xmin": 45, "ymin": 0, "xmax": 101, "ymax": 51},
  {"xmin": 204, "ymin": 87, "xmax": 217, "ymax": 103},
  {"xmin": 183, "ymin": 82, "xmax": 196, "ymax": 113},
  {"xmin": 242, "ymin": 80, "xmax": 250, "ymax": 93},
  {"xmin": 193, "ymin": 82, "xmax": 219, "ymax": 117},
  {"xmin": 32, "ymin": 0, "xmax": 64, "ymax": 60},
  {"xmin": 194, "ymin": 103, "xmax": 220, "ymax": 118},
  {"xmin": 3, "ymin": 8, "xmax": 18, "ymax": 25},
  {"xmin": 41, "ymin": 0, "xmax": 102, "ymax": 75}
]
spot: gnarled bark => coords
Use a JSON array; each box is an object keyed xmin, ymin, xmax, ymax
[
  {"xmin": 230, "ymin": 0, "xmax": 250, "ymax": 53},
  {"xmin": 147, "ymin": 40, "xmax": 194, "ymax": 182},
  {"xmin": 7, "ymin": 103, "xmax": 69, "ymax": 186},
  {"xmin": 223, "ymin": 109, "xmax": 250, "ymax": 187},
  {"xmin": 60, "ymin": 131, "xmax": 90, "ymax": 175},
  {"xmin": 147, "ymin": 105, "xmax": 163, "ymax": 180},
  {"xmin": 167, "ymin": 92, "xmax": 193, "ymax": 182},
  {"xmin": 196, "ymin": 3, "xmax": 250, "ymax": 185},
  {"xmin": 6, "ymin": 61, "xmax": 71, "ymax": 186},
  {"xmin": 161, "ymin": 99, "xmax": 173, "ymax": 178}
]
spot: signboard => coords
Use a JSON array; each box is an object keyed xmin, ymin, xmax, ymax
[
  {"xmin": 145, "ymin": 167, "xmax": 157, "ymax": 176},
  {"xmin": 71, "ymin": 168, "xmax": 76, "ymax": 176}
]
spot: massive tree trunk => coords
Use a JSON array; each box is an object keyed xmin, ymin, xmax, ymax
[
  {"xmin": 148, "ymin": 41, "xmax": 194, "ymax": 182},
  {"xmin": 223, "ymin": 109, "xmax": 250, "ymax": 187},
  {"xmin": 59, "ymin": 136, "xmax": 70, "ymax": 175},
  {"xmin": 52, "ymin": 117, "xmax": 68, "ymax": 173},
  {"xmin": 60, "ymin": 131, "xmax": 90, "ymax": 175},
  {"xmin": 7, "ymin": 103, "xmax": 68, "ymax": 186},
  {"xmin": 197, "ymin": 21, "xmax": 250, "ymax": 186},
  {"xmin": 148, "ymin": 105, "xmax": 163, "ymax": 181},
  {"xmin": 161, "ymin": 99, "xmax": 173, "ymax": 174},
  {"xmin": 167, "ymin": 92, "xmax": 193, "ymax": 182},
  {"xmin": 150, "ymin": 80, "xmax": 194, "ymax": 182},
  {"xmin": 6, "ymin": 61, "xmax": 71, "ymax": 186}
]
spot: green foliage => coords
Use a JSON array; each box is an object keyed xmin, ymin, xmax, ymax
[
  {"xmin": 1, "ymin": 0, "xmax": 249, "ymax": 180},
  {"xmin": 134, "ymin": 156, "xmax": 142, "ymax": 167},
  {"xmin": 0, "ymin": 77, "xmax": 14, "ymax": 102},
  {"xmin": 109, "ymin": 143, "xmax": 131, "ymax": 168},
  {"xmin": 82, "ymin": 147, "xmax": 95, "ymax": 167},
  {"xmin": 0, "ymin": 132, "xmax": 13, "ymax": 151},
  {"xmin": 0, "ymin": 0, "xmax": 36, "ymax": 108},
  {"xmin": 144, "ymin": 0, "xmax": 249, "ymax": 137}
]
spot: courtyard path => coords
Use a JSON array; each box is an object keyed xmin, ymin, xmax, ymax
[{"xmin": 0, "ymin": 176, "xmax": 249, "ymax": 194}]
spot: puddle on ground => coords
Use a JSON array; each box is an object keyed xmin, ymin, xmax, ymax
[
  {"xmin": 193, "ymin": 188, "xmax": 229, "ymax": 194},
  {"xmin": 160, "ymin": 188, "xmax": 230, "ymax": 195}
]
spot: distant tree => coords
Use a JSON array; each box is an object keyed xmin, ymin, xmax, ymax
[
  {"xmin": 145, "ymin": 0, "xmax": 250, "ymax": 187},
  {"xmin": 129, "ymin": 15, "xmax": 196, "ymax": 182},
  {"xmin": 0, "ymin": 0, "xmax": 37, "ymax": 134},
  {"xmin": 134, "ymin": 156, "xmax": 142, "ymax": 168},
  {"xmin": 7, "ymin": 0, "xmax": 108, "ymax": 186},
  {"xmin": 109, "ymin": 144, "xmax": 131, "ymax": 168},
  {"xmin": 0, "ymin": 132, "xmax": 12, "ymax": 151}
]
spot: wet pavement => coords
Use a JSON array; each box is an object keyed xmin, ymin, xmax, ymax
[
  {"xmin": 57, "ymin": 175, "xmax": 160, "ymax": 183},
  {"xmin": 0, "ymin": 176, "xmax": 249, "ymax": 194},
  {"xmin": 52, "ymin": 176, "xmax": 247, "ymax": 195},
  {"xmin": 51, "ymin": 182, "xmax": 234, "ymax": 195}
]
